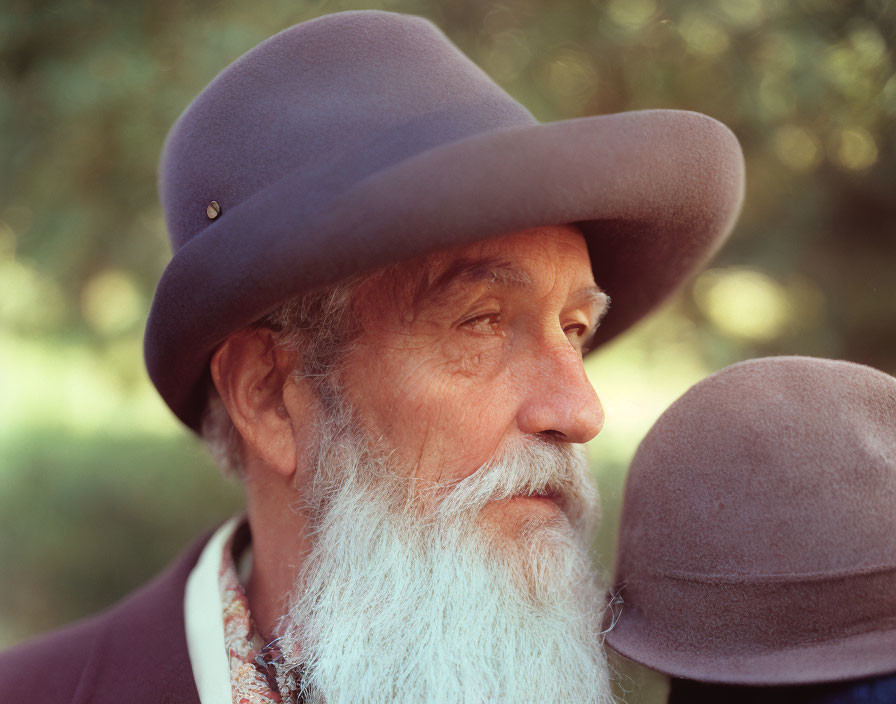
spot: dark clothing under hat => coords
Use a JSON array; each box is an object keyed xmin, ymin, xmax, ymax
[{"xmin": 668, "ymin": 673, "xmax": 896, "ymax": 704}]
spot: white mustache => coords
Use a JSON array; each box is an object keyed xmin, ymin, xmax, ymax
[{"xmin": 420, "ymin": 438, "xmax": 598, "ymax": 535}]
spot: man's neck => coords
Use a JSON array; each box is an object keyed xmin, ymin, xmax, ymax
[{"xmin": 245, "ymin": 481, "xmax": 312, "ymax": 644}]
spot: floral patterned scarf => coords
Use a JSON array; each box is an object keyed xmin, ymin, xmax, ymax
[{"xmin": 219, "ymin": 522, "xmax": 302, "ymax": 704}]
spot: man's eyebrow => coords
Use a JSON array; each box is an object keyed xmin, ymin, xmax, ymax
[
  {"xmin": 416, "ymin": 256, "xmax": 534, "ymax": 304},
  {"xmin": 412, "ymin": 257, "xmax": 610, "ymax": 330},
  {"xmin": 577, "ymin": 287, "xmax": 611, "ymax": 353},
  {"xmin": 574, "ymin": 286, "xmax": 611, "ymax": 320}
]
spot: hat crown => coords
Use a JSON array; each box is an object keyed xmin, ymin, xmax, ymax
[
  {"xmin": 619, "ymin": 356, "xmax": 896, "ymax": 579},
  {"xmin": 159, "ymin": 11, "xmax": 535, "ymax": 252},
  {"xmin": 607, "ymin": 356, "xmax": 896, "ymax": 682}
]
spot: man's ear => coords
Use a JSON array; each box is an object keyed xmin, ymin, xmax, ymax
[{"xmin": 210, "ymin": 328, "xmax": 309, "ymax": 477}]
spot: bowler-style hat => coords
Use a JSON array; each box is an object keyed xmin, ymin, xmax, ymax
[
  {"xmin": 145, "ymin": 10, "xmax": 745, "ymax": 430},
  {"xmin": 606, "ymin": 356, "xmax": 896, "ymax": 685}
]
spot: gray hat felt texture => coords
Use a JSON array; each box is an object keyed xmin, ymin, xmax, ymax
[
  {"xmin": 606, "ymin": 356, "xmax": 896, "ymax": 686},
  {"xmin": 146, "ymin": 10, "xmax": 745, "ymax": 430}
]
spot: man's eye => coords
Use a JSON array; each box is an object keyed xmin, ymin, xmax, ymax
[{"xmin": 461, "ymin": 313, "xmax": 501, "ymax": 333}]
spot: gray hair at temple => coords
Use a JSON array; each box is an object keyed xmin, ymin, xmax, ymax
[{"xmin": 200, "ymin": 278, "xmax": 363, "ymax": 477}]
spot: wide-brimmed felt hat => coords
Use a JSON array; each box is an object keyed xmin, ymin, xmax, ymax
[
  {"xmin": 145, "ymin": 10, "xmax": 745, "ymax": 431},
  {"xmin": 606, "ymin": 356, "xmax": 896, "ymax": 685}
]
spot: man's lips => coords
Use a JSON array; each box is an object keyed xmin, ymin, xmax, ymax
[{"xmin": 517, "ymin": 489, "xmax": 567, "ymax": 514}]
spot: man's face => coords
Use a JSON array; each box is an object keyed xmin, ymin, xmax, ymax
[
  {"xmin": 339, "ymin": 224, "xmax": 607, "ymax": 536},
  {"xmin": 275, "ymin": 225, "xmax": 613, "ymax": 702}
]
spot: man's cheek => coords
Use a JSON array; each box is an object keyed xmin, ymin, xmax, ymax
[
  {"xmin": 400, "ymin": 362, "xmax": 509, "ymax": 426},
  {"xmin": 435, "ymin": 333, "xmax": 508, "ymax": 380},
  {"xmin": 413, "ymin": 394, "xmax": 512, "ymax": 466}
]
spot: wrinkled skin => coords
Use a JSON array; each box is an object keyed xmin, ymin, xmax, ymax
[{"xmin": 341, "ymin": 224, "xmax": 607, "ymax": 537}]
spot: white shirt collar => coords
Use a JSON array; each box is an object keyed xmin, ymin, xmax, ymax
[{"xmin": 184, "ymin": 516, "xmax": 242, "ymax": 704}]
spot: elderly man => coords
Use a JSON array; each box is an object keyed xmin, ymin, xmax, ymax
[{"xmin": 0, "ymin": 10, "xmax": 743, "ymax": 703}]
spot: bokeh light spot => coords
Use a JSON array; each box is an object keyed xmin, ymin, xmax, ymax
[
  {"xmin": 773, "ymin": 125, "xmax": 821, "ymax": 171},
  {"xmin": 823, "ymin": 43, "xmax": 875, "ymax": 101},
  {"xmin": 679, "ymin": 13, "xmax": 730, "ymax": 56},
  {"xmin": 482, "ymin": 29, "xmax": 532, "ymax": 82},
  {"xmin": 541, "ymin": 47, "xmax": 598, "ymax": 112},
  {"xmin": 0, "ymin": 260, "xmax": 67, "ymax": 331},
  {"xmin": 848, "ymin": 24, "xmax": 886, "ymax": 69},
  {"xmin": 81, "ymin": 270, "xmax": 144, "ymax": 336},
  {"xmin": 882, "ymin": 74, "xmax": 896, "ymax": 117},
  {"xmin": 607, "ymin": 0, "xmax": 657, "ymax": 32},
  {"xmin": 833, "ymin": 127, "xmax": 878, "ymax": 171},
  {"xmin": 694, "ymin": 268, "xmax": 791, "ymax": 341},
  {"xmin": 716, "ymin": 0, "xmax": 764, "ymax": 31}
]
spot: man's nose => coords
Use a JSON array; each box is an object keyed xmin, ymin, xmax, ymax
[{"xmin": 515, "ymin": 342, "xmax": 605, "ymax": 444}]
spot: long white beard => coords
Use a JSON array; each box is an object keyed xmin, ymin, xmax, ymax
[{"xmin": 278, "ymin": 404, "xmax": 613, "ymax": 704}]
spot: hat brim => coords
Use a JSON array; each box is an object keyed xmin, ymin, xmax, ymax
[
  {"xmin": 606, "ymin": 609, "xmax": 896, "ymax": 686},
  {"xmin": 145, "ymin": 109, "xmax": 744, "ymax": 430}
]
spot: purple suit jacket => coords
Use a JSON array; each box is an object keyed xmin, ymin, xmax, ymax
[{"xmin": 0, "ymin": 534, "xmax": 210, "ymax": 703}]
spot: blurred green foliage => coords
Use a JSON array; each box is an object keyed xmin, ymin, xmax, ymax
[
  {"xmin": 0, "ymin": 430, "xmax": 242, "ymax": 642},
  {"xmin": 1, "ymin": 0, "xmax": 894, "ymax": 699}
]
